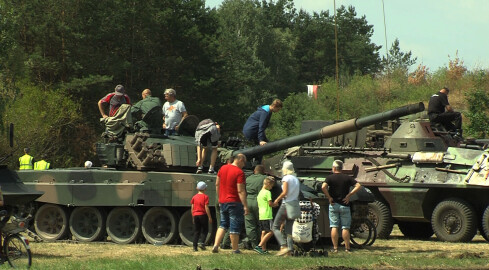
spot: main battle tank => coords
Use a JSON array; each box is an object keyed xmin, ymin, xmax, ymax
[
  {"xmin": 266, "ymin": 107, "xmax": 489, "ymax": 242},
  {"xmin": 15, "ymin": 103, "xmax": 424, "ymax": 245}
]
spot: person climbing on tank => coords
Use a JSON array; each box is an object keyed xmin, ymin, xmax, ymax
[
  {"xmin": 195, "ymin": 119, "xmax": 221, "ymax": 174},
  {"xmin": 427, "ymin": 87, "xmax": 463, "ymax": 139},
  {"xmin": 19, "ymin": 147, "xmax": 35, "ymax": 170}
]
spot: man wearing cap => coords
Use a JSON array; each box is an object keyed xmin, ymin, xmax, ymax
[
  {"xmin": 428, "ymin": 87, "xmax": 462, "ymax": 137},
  {"xmin": 98, "ymin": 84, "xmax": 132, "ymax": 118},
  {"xmin": 19, "ymin": 147, "xmax": 35, "ymax": 170},
  {"xmin": 321, "ymin": 160, "xmax": 362, "ymax": 253},
  {"xmin": 162, "ymin": 88, "xmax": 187, "ymax": 136},
  {"xmin": 131, "ymin": 89, "xmax": 163, "ymax": 133}
]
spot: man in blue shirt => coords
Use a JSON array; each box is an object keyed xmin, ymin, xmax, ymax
[{"xmin": 242, "ymin": 99, "xmax": 283, "ymax": 146}]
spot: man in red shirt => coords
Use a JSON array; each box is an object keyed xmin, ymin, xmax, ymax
[
  {"xmin": 212, "ymin": 153, "xmax": 249, "ymax": 254},
  {"xmin": 98, "ymin": 84, "xmax": 132, "ymax": 118}
]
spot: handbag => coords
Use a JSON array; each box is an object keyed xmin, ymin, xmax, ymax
[{"xmin": 285, "ymin": 200, "xmax": 301, "ymax": 220}]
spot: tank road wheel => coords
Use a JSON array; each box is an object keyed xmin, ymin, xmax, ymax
[
  {"xmin": 106, "ymin": 207, "xmax": 142, "ymax": 244},
  {"xmin": 481, "ymin": 206, "xmax": 489, "ymax": 242},
  {"xmin": 398, "ymin": 221, "xmax": 433, "ymax": 239},
  {"xmin": 367, "ymin": 200, "xmax": 394, "ymax": 239},
  {"xmin": 178, "ymin": 209, "xmax": 212, "ymax": 246},
  {"xmin": 34, "ymin": 204, "xmax": 69, "ymax": 240},
  {"xmin": 431, "ymin": 199, "xmax": 477, "ymax": 242},
  {"xmin": 69, "ymin": 207, "xmax": 106, "ymax": 242},
  {"xmin": 142, "ymin": 207, "xmax": 178, "ymax": 245}
]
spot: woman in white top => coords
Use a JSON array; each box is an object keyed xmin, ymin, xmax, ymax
[{"xmin": 272, "ymin": 160, "xmax": 300, "ymax": 256}]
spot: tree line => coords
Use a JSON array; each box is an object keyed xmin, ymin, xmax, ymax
[{"xmin": 2, "ymin": 0, "xmax": 480, "ymax": 168}]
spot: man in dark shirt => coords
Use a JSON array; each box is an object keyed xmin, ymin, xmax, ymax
[
  {"xmin": 322, "ymin": 160, "xmax": 361, "ymax": 253},
  {"xmin": 427, "ymin": 87, "xmax": 462, "ymax": 135}
]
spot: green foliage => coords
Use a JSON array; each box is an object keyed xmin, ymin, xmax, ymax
[
  {"xmin": 464, "ymin": 88, "xmax": 489, "ymax": 138},
  {"xmin": 381, "ymin": 38, "xmax": 417, "ymax": 73},
  {"xmin": 2, "ymin": 81, "xmax": 97, "ymax": 168}
]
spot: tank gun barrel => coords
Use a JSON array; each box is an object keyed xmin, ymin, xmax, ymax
[{"xmin": 234, "ymin": 102, "xmax": 425, "ymax": 159}]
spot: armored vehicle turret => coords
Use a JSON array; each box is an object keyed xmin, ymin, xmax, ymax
[
  {"xmin": 267, "ymin": 107, "xmax": 489, "ymax": 242},
  {"xmin": 15, "ymin": 103, "xmax": 424, "ymax": 245}
]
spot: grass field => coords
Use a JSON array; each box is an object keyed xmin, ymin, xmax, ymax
[{"xmin": 24, "ymin": 226, "xmax": 489, "ymax": 270}]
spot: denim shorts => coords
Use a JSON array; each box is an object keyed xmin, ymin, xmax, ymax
[
  {"xmin": 328, "ymin": 203, "xmax": 352, "ymax": 229},
  {"xmin": 219, "ymin": 202, "xmax": 244, "ymax": 234}
]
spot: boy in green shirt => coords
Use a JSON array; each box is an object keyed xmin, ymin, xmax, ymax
[{"xmin": 254, "ymin": 176, "xmax": 276, "ymax": 254}]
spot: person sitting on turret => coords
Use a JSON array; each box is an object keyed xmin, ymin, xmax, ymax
[
  {"xmin": 131, "ymin": 89, "xmax": 163, "ymax": 133},
  {"xmin": 195, "ymin": 119, "xmax": 220, "ymax": 174},
  {"xmin": 428, "ymin": 87, "xmax": 462, "ymax": 138}
]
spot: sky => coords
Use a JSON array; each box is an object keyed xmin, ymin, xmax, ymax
[{"xmin": 205, "ymin": 0, "xmax": 489, "ymax": 71}]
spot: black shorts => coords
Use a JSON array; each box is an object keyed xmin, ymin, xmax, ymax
[
  {"xmin": 259, "ymin": 220, "xmax": 273, "ymax": 232},
  {"xmin": 199, "ymin": 132, "xmax": 217, "ymax": 147}
]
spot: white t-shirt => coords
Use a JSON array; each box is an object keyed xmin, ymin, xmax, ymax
[
  {"xmin": 163, "ymin": 100, "xmax": 186, "ymax": 129},
  {"xmin": 282, "ymin": 174, "xmax": 300, "ymax": 203}
]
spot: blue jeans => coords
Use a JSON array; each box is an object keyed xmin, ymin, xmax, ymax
[
  {"xmin": 219, "ymin": 202, "xmax": 244, "ymax": 234},
  {"xmin": 329, "ymin": 204, "xmax": 352, "ymax": 229}
]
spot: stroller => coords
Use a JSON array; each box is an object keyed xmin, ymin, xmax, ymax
[{"xmin": 291, "ymin": 200, "xmax": 327, "ymax": 256}]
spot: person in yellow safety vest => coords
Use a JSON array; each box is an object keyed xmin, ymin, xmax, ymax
[
  {"xmin": 34, "ymin": 154, "xmax": 51, "ymax": 170},
  {"xmin": 19, "ymin": 147, "xmax": 35, "ymax": 170}
]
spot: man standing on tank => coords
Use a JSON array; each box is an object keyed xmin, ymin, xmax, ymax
[
  {"xmin": 98, "ymin": 84, "xmax": 131, "ymax": 118},
  {"xmin": 428, "ymin": 87, "xmax": 462, "ymax": 137},
  {"xmin": 212, "ymin": 153, "xmax": 249, "ymax": 254},
  {"xmin": 322, "ymin": 160, "xmax": 362, "ymax": 253},
  {"xmin": 162, "ymin": 88, "xmax": 187, "ymax": 136}
]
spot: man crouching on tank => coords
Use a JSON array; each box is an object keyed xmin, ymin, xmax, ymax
[{"xmin": 322, "ymin": 160, "xmax": 362, "ymax": 253}]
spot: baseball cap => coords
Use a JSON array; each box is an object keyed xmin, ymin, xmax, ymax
[
  {"xmin": 197, "ymin": 181, "xmax": 207, "ymax": 190},
  {"xmin": 115, "ymin": 85, "xmax": 125, "ymax": 96}
]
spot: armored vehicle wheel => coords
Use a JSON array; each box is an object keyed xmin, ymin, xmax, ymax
[
  {"xmin": 34, "ymin": 204, "xmax": 69, "ymax": 240},
  {"xmin": 69, "ymin": 207, "xmax": 106, "ymax": 242},
  {"xmin": 350, "ymin": 218, "xmax": 376, "ymax": 248},
  {"xmin": 398, "ymin": 221, "xmax": 433, "ymax": 239},
  {"xmin": 106, "ymin": 207, "xmax": 142, "ymax": 244},
  {"xmin": 431, "ymin": 199, "xmax": 477, "ymax": 242},
  {"xmin": 479, "ymin": 205, "xmax": 489, "ymax": 242},
  {"xmin": 142, "ymin": 207, "xmax": 178, "ymax": 244},
  {"xmin": 368, "ymin": 200, "xmax": 394, "ymax": 239},
  {"xmin": 178, "ymin": 209, "xmax": 212, "ymax": 246}
]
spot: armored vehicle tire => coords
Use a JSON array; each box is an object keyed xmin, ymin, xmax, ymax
[
  {"xmin": 398, "ymin": 221, "xmax": 433, "ymax": 239},
  {"xmin": 142, "ymin": 207, "xmax": 178, "ymax": 245},
  {"xmin": 69, "ymin": 207, "xmax": 106, "ymax": 242},
  {"xmin": 431, "ymin": 199, "xmax": 477, "ymax": 242},
  {"xmin": 479, "ymin": 205, "xmax": 489, "ymax": 241},
  {"xmin": 367, "ymin": 200, "xmax": 394, "ymax": 239},
  {"xmin": 178, "ymin": 209, "xmax": 212, "ymax": 246},
  {"xmin": 106, "ymin": 207, "xmax": 142, "ymax": 244},
  {"xmin": 34, "ymin": 204, "xmax": 69, "ymax": 240}
]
